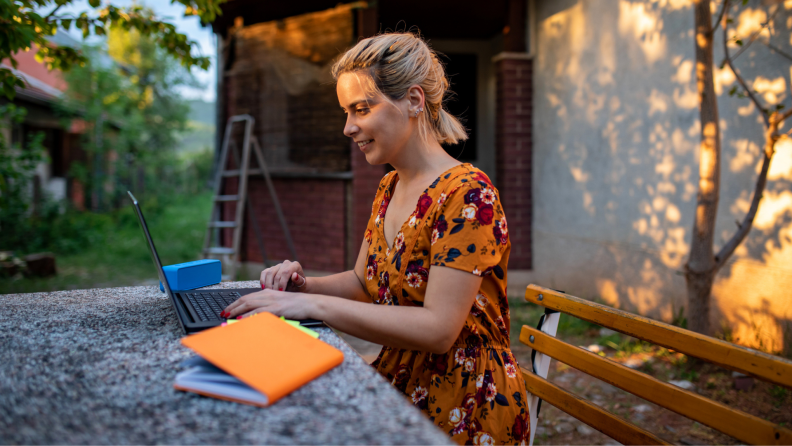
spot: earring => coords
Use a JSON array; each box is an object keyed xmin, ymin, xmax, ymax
[{"xmin": 414, "ymin": 107, "xmax": 423, "ymax": 118}]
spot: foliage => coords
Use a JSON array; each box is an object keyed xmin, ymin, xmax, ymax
[
  {"xmin": 57, "ymin": 18, "xmax": 205, "ymax": 210},
  {"xmin": 0, "ymin": 104, "xmax": 47, "ymax": 252},
  {"xmin": 0, "ymin": 0, "xmax": 224, "ymax": 100},
  {"xmin": 670, "ymin": 305, "xmax": 687, "ymax": 329},
  {"xmin": 0, "ymin": 191, "xmax": 213, "ymax": 294}
]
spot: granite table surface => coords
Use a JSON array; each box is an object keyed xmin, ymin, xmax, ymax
[{"xmin": 0, "ymin": 281, "xmax": 454, "ymax": 445}]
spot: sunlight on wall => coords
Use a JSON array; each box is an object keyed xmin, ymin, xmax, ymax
[
  {"xmin": 768, "ymin": 138, "xmax": 792, "ymax": 180},
  {"xmin": 596, "ymin": 278, "xmax": 621, "ymax": 307},
  {"xmin": 714, "ymin": 65, "xmax": 736, "ymax": 96},
  {"xmin": 716, "ymin": 140, "xmax": 792, "ymax": 353},
  {"xmin": 729, "ymin": 139, "xmax": 761, "ymax": 172},
  {"xmin": 714, "ymin": 221, "xmax": 792, "ymax": 353},
  {"xmin": 534, "ymin": 0, "xmax": 791, "ymax": 353},
  {"xmin": 619, "ymin": 1, "xmax": 667, "ymax": 64},
  {"xmin": 733, "ymin": 8, "xmax": 769, "ymax": 42},
  {"xmin": 542, "ymin": 2, "xmax": 586, "ymax": 80},
  {"xmin": 753, "ymin": 190, "xmax": 792, "ymax": 230},
  {"xmin": 752, "ymin": 76, "xmax": 787, "ymax": 104},
  {"xmin": 648, "ymin": 89, "xmax": 668, "ymax": 115}
]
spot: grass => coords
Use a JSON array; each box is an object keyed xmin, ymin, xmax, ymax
[{"xmin": 0, "ymin": 192, "xmax": 213, "ymax": 295}]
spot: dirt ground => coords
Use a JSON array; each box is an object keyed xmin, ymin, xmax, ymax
[
  {"xmin": 338, "ymin": 298, "xmax": 792, "ymax": 445},
  {"xmin": 508, "ymin": 326, "xmax": 792, "ymax": 445}
]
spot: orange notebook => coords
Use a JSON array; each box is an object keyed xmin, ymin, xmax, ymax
[{"xmin": 175, "ymin": 312, "xmax": 344, "ymax": 407}]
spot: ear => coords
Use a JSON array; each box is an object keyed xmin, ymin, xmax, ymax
[{"xmin": 405, "ymin": 84, "xmax": 425, "ymax": 113}]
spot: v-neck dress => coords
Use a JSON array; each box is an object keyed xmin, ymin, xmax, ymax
[{"xmin": 363, "ymin": 163, "xmax": 530, "ymax": 445}]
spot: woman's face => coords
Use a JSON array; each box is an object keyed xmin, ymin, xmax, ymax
[{"xmin": 337, "ymin": 72, "xmax": 414, "ymax": 165}]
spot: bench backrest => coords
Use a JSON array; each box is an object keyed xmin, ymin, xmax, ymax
[{"xmin": 521, "ymin": 284, "xmax": 792, "ymax": 446}]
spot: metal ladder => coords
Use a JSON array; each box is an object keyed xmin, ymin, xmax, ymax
[{"xmin": 203, "ymin": 114, "xmax": 298, "ymax": 280}]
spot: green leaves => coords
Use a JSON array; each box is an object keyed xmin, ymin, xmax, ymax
[{"xmin": 1, "ymin": 0, "xmax": 226, "ymax": 100}]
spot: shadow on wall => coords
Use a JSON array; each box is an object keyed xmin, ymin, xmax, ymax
[{"xmin": 530, "ymin": 0, "xmax": 792, "ymax": 355}]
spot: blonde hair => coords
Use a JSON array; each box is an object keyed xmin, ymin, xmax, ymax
[{"xmin": 331, "ymin": 32, "xmax": 468, "ymax": 145}]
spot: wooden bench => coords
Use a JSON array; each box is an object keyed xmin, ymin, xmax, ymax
[{"xmin": 520, "ymin": 284, "xmax": 792, "ymax": 445}]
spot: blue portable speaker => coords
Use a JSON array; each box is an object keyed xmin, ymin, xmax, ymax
[{"xmin": 159, "ymin": 259, "xmax": 222, "ymax": 292}]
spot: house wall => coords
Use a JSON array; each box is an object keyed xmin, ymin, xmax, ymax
[
  {"xmin": 220, "ymin": 4, "xmax": 387, "ymax": 273},
  {"xmin": 529, "ymin": 0, "xmax": 792, "ymax": 353}
]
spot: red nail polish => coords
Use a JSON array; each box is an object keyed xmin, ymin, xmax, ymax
[
  {"xmin": 236, "ymin": 316, "xmax": 242, "ymax": 320},
  {"xmin": 279, "ymin": 288, "xmax": 283, "ymax": 291},
  {"xmin": 261, "ymin": 284, "xmax": 265, "ymax": 289}
]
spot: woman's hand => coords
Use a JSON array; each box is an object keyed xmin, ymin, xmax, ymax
[
  {"xmin": 220, "ymin": 289, "xmax": 315, "ymax": 320},
  {"xmin": 260, "ymin": 260, "xmax": 309, "ymax": 292}
]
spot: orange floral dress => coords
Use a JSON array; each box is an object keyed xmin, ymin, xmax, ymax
[{"xmin": 363, "ymin": 163, "xmax": 530, "ymax": 445}]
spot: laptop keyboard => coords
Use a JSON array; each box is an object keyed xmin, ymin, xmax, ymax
[{"xmin": 184, "ymin": 291, "xmax": 242, "ymax": 322}]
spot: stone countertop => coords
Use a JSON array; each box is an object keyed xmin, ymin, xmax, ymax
[{"xmin": 0, "ymin": 281, "xmax": 454, "ymax": 445}]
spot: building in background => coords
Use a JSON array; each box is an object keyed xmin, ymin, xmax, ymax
[
  {"xmin": 209, "ymin": 0, "xmax": 532, "ymax": 273},
  {"xmin": 0, "ymin": 33, "xmax": 89, "ymax": 210},
  {"xmin": 210, "ymin": 0, "xmax": 792, "ymax": 353}
]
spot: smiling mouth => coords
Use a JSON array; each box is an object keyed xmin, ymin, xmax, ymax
[{"xmin": 357, "ymin": 139, "xmax": 373, "ymax": 150}]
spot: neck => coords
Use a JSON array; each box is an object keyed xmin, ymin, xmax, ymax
[{"xmin": 388, "ymin": 133, "xmax": 460, "ymax": 186}]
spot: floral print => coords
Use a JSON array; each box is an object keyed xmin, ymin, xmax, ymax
[{"xmin": 363, "ymin": 163, "xmax": 530, "ymax": 445}]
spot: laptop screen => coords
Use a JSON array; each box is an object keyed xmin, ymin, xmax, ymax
[{"xmin": 127, "ymin": 191, "xmax": 174, "ymax": 297}]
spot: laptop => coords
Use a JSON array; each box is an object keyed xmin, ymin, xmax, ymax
[{"xmin": 128, "ymin": 191, "xmax": 323, "ymax": 334}]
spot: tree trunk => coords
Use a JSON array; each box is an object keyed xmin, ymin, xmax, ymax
[{"xmin": 686, "ymin": 0, "xmax": 722, "ymax": 335}]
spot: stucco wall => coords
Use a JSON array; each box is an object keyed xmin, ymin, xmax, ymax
[{"xmin": 529, "ymin": 0, "xmax": 792, "ymax": 353}]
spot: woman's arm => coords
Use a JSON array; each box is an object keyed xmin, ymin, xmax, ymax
[
  {"xmin": 302, "ymin": 240, "xmax": 371, "ymax": 303},
  {"xmin": 260, "ymin": 239, "xmax": 371, "ymax": 303},
  {"xmin": 225, "ymin": 264, "xmax": 482, "ymax": 354}
]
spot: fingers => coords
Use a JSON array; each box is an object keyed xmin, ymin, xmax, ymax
[
  {"xmin": 259, "ymin": 260, "xmax": 303, "ymax": 291},
  {"xmin": 221, "ymin": 292, "xmax": 266, "ymax": 319},
  {"xmin": 260, "ymin": 266, "xmax": 279, "ymax": 290},
  {"xmin": 292, "ymin": 272, "xmax": 306, "ymax": 287},
  {"xmin": 274, "ymin": 260, "xmax": 295, "ymax": 291}
]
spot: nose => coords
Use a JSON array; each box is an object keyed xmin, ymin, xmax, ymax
[{"xmin": 343, "ymin": 115, "xmax": 359, "ymax": 138}]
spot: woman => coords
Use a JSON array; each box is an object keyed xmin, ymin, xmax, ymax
[{"xmin": 222, "ymin": 32, "xmax": 530, "ymax": 445}]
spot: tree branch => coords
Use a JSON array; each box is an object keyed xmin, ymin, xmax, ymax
[
  {"xmin": 712, "ymin": 0, "xmax": 727, "ymax": 32},
  {"xmin": 728, "ymin": 6, "xmax": 780, "ymax": 63},
  {"xmin": 714, "ymin": 128, "xmax": 774, "ymax": 270},
  {"xmin": 46, "ymin": 4, "xmax": 63, "ymax": 19},
  {"xmin": 762, "ymin": 40, "xmax": 792, "ymax": 63},
  {"xmin": 776, "ymin": 107, "xmax": 792, "ymax": 126},
  {"xmin": 722, "ymin": 0, "xmax": 770, "ymax": 128}
]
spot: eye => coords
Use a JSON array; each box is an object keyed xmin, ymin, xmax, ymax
[{"xmin": 356, "ymin": 107, "xmax": 370, "ymax": 115}]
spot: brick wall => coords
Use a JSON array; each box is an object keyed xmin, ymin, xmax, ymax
[
  {"xmin": 240, "ymin": 176, "xmax": 347, "ymax": 272},
  {"xmin": 351, "ymin": 140, "xmax": 387, "ymax": 259},
  {"xmin": 495, "ymin": 56, "xmax": 532, "ymax": 269},
  {"xmin": 224, "ymin": 4, "xmax": 354, "ymax": 173},
  {"xmin": 218, "ymin": 5, "xmax": 358, "ymax": 272}
]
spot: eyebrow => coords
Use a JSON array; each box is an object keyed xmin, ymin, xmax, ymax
[{"xmin": 341, "ymin": 98, "xmax": 377, "ymax": 110}]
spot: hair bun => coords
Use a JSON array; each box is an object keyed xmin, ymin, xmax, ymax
[{"xmin": 332, "ymin": 32, "xmax": 468, "ymax": 145}]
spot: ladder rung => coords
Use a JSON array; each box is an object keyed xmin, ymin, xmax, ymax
[
  {"xmin": 209, "ymin": 221, "xmax": 238, "ymax": 228},
  {"xmin": 222, "ymin": 169, "xmax": 262, "ymax": 177},
  {"xmin": 205, "ymin": 247, "xmax": 236, "ymax": 255},
  {"xmin": 215, "ymin": 195, "xmax": 239, "ymax": 202}
]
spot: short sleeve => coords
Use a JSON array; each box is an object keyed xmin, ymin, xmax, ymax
[{"xmin": 429, "ymin": 175, "xmax": 509, "ymax": 276}]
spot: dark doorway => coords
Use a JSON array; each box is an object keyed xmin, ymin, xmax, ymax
[{"xmin": 440, "ymin": 53, "xmax": 477, "ymax": 162}]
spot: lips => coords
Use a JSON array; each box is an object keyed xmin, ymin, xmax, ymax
[{"xmin": 357, "ymin": 139, "xmax": 373, "ymax": 150}]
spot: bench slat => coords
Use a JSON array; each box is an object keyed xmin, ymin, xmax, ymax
[
  {"xmin": 520, "ymin": 325, "xmax": 792, "ymax": 445},
  {"xmin": 525, "ymin": 284, "xmax": 792, "ymax": 389},
  {"xmin": 521, "ymin": 367, "xmax": 669, "ymax": 445}
]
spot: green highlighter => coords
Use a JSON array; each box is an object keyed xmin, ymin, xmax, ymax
[
  {"xmin": 279, "ymin": 317, "xmax": 320, "ymax": 339},
  {"xmin": 222, "ymin": 316, "xmax": 319, "ymax": 339}
]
